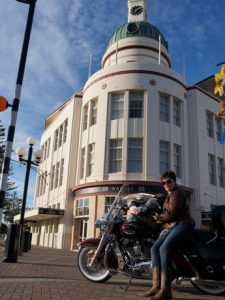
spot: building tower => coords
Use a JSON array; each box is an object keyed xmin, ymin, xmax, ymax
[{"xmin": 72, "ymin": 0, "xmax": 190, "ymax": 245}]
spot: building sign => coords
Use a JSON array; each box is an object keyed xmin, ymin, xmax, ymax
[
  {"xmin": 38, "ymin": 207, "xmax": 64, "ymax": 216},
  {"xmin": 74, "ymin": 184, "xmax": 164, "ymax": 197}
]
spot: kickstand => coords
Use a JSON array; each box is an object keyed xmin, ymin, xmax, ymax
[{"xmin": 118, "ymin": 276, "xmax": 132, "ymax": 292}]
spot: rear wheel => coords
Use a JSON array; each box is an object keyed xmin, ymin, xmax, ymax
[
  {"xmin": 191, "ymin": 280, "xmax": 225, "ymax": 295},
  {"xmin": 78, "ymin": 246, "xmax": 111, "ymax": 283}
]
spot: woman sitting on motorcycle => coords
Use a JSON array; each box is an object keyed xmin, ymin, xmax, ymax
[{"xmin": 142, "ymin": 170, "xmax": 195, "ymax": 300}]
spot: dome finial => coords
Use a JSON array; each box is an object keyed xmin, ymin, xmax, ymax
[{"xmin": 128, "ymin": 0, "xmax": 147, "ymax": 23}]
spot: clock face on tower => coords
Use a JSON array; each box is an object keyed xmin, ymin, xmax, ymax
[{"xmin": 130, "ymin": 5, "xmax": 143, "ymax": 16}]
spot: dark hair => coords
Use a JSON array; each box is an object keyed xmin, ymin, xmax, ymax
[{"xmin": 161, "ymin": 170, "xmax": 176, "ymax": 182}]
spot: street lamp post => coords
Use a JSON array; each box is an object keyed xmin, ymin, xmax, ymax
[
  {"xmin": 16, "ymin": 137, "xmax": 42, "ymax": 254},
  {"xmin": 0, "ymin": 0, "xmax": 37, "ymax": 225}
]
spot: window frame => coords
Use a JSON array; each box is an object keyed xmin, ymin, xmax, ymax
[{"xmin": 127, "ymin": 138, "xmax": 143, "ymax": 173}]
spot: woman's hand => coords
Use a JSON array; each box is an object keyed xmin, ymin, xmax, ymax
[
  {"xmin": 128, "ymin": 206, "xmax": 140, "ymax": 215},
  {"xmin": 153, "ymin": 213, "xmax": 162, "ymax": 223}
]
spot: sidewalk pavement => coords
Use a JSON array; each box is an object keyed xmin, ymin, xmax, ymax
[{"xmin": 0, "ymin": 242, "xmax": 224, "ymax": 300}]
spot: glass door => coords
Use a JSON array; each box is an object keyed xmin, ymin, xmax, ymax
[{"xmin": 79, "ymin": 219, "xmax": 88, "ymax": 242}]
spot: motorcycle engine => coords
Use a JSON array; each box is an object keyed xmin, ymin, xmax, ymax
[{"xmin": 123, "ymin": 237, "xmax": 152, "ymax": 260}]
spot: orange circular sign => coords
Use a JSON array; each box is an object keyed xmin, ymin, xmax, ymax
[{"xmin": 0, "ymin": 96, "xmax": 8, "ymax": 112}]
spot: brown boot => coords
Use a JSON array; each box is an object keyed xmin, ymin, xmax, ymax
[
  {"xmin": 147, "ymin": 270, "xmax": 172, "ymax": 300},
  {"xmin": 140, "ymin": 267, "xmax": 160, "ymax": 297}
]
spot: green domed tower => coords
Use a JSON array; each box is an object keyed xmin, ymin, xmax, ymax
[{"xmin": 102, "ymin": 0, "xmax": 171, "ymax": 68}]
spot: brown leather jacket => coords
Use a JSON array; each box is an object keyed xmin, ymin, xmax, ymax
[{"xmin": 157, "ymin": 185, "xmax": 194, "ymax": 228}]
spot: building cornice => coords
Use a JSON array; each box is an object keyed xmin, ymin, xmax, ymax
[{"xmin": 84, "ymin": 69, "xmax": 186, "ymax": 93}]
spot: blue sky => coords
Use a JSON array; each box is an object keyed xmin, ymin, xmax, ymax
[{"xmin": 0, "ymin": 0, "xmax": 225, "ymax": 207}]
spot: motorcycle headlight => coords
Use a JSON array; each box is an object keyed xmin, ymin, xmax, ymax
[{"xmin": 95, "ymin": 218, "xmax": 107, "ymax": 229}]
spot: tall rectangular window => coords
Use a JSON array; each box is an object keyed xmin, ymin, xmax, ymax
[
  {"xmin": 105, "ymin": 196, "xmax": 115, "ymax": 213},
  {"xmin": 215, "ymin": 116, "xmax": 222, "ymax": 142},
  {"xmin": 218, "ymin": 157, "xmax": 225, "ymax": 188},
  {"xmin": 47, "ymin": 138, "xmax": 51, "ymax": 158},
  {"xmin": 80, "ymin": 148, "xmax": 85, "ymax": 179},
  {"xmin": 174, "ymin": 144, "xmax": 182, "ymax": 178},
  {"xmin": 208, "ymin": 153, "xmax": 216, "ymax": 185},
  {"xmin": 63, "ymin": 119, "xmax": 68, "ymax": 143},
  {"xmin": 206, "ymin": 111, "xmax": 214, "ymax": 138},
  {"xmin": 173, "ymin": 98, "xmax": 181, "ymax": 127},
  {"xmin": 90, "ymin": 98, "xmax": 98, "ymax": 126},
  {"xmin": 109, "ymin": 139, "xmax": 122, "ymax": 173},
  {"xmin": 54, "ymin": 162, "xmax": 60, "ymax": 188},
  {"xmin": 83, "ymin": 105, "xmax": 88, "ymax": 130},
  {"xmin": 54, "ymin": 129, "xmax": 59, "ymax": 151},
  {"xmin": 87, "ymin": 143, "xmax": 95, "ymax": 176},
  {"xmin": 159, "ymin": 141, "xmax": 170, "ymax": 174},
  {"xmin": 50, "ymin": 165, "xmax": 55, "ymax": 190},
  {"xmin": 129, "ymin": 91, "xmax": 144, "ymax": 118},
  {"xmin": 127, "ymin": 138, "xmax": 143, "ymax": 173},
  {"xmin": 111, "ymin": 93, "xmax": 124, "ymax": 120},
  {"xmin": 159, "ymin": 94, "xmax": 170, "ymax": 122},
  {"xmin": 58, "ymin": 124, "xmax": 63, "ymax": 148},
  {"xmin": 43, "ymin": 171, "xmax": 47, "ymax": 194},
  {"xmin": 59, "ymin": 158, "xmax": 64, "ymax": 186}
]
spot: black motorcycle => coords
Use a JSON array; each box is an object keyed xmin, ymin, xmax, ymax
[{"xmin": 78, "ymin": 187, "xmax": 225, "ymax": 295}]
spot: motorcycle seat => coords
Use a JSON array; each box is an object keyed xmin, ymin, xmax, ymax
[{"xmin": 193, "ymin": 228, "xmax": 216, "ymax": 243}]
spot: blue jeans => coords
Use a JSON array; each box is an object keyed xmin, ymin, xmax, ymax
[{"xmin": 151, "ymin": 223, "xmax": 194, "ymax": 271}]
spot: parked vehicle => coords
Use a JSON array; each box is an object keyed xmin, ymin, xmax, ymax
[{"xmin": 78, "ymin": 186, "xmax": 225, "ymax": 295}]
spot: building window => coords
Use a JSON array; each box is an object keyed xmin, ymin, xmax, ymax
[
  {"xmin": 159, "ymin": 93, "xmax": 170, "ymax": 122},
  {"xmin": 83, "ymin": 105, "xmax": 88, "ymax": 130},
  {"xmin": 50, "ymin": 165, "xmax": 55, "ymax": 190},
  {"xmin": 63, "ymin": 119, "xmax": 68, "ymax": 144},
  {"xmin": 129, "ymin": 91, "xmax": 144, "ymax": 118},
  {"xmin": 208, "ymin": 154, "xmax": 216, "ymax": 185},
  {"xmin": 111, "ymin": 92, "xmax": 124, "ymax": 120},
  {"xmin": 127, "ymin": 138, "xmax": 143, "ymax": 173},
  {"xmin": 90, "ymin": 98, "xmax": 98, "ymax": 126},
  {"xmin": 105, "ymin": 196, "xmax": 115, "ymax": 213},
  {"xmin": 54, "ymin": 119, "xmax": 68, "ymax": 151},
  {"xmin": 218, "ymin": 157, "xmax": 225, "ymax": 188},
  {"xmin": 159, "ymin": 141, "xmax": 170, "ymax": 174},
  {"xmin": 215, "ymin": 117, "xmax": 222, "ymax": 142},
  {"xmin": 54, "ymin": 129, "xmax": 59, "ymax": 151},
  {"xmin": 87, "ymin": 143, "xmax": 95, "ymax": 176},
  {"xmin": 43, "ymin": 171, "xmax": 47, "ymax": 194},
  {"xmin": 54, "ymin": 162, "xmax": 60, "ymax": 188},
  {"xmin": 109, "ymin": 139, "xmax": 123, "ymax": 173},
  {"xmin": 174, "ymin": 144, "xmax": 182, "ymax": 178},
  {"xmin": 206, "ymin": 111, "xmax": 214, "ymax": 138},
  {"xmin": 58, "ymin": 124, "xmax": 63, "ymax": 148},
  {"xmin": 59, "ymin": 158, "xmax": 64, "ymax": 186},
  {"xmin": 173, "ymin": 98, "xmax": 181, "ymax": 127},
  {"xmin": 80, "ymin": 147, "xmax": 85, "ymax": 179},
  {"xmin": 47, "ymin": 138, "xmax": 51, "ymax": 158},
  {"xmin": 75, "ymin": 198, "xmax": 89, "ymax": 216}
]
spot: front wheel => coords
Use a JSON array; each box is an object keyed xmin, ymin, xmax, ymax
[
  {"xmin": 191, "ymin": 280, "xmax": 225, "ymax": 295},
  {"xmin": 78, "ymin": 246, "xmax": 111, "ymax": 283}
]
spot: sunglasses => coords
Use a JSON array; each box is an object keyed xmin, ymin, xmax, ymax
[{"xmin": 162, "ymin": 178, "xmax": 174, "ymax": 185}]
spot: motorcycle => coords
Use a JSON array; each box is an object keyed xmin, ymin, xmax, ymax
[{"xmin": 77, "ymin": 185, "xmax": 225, "ymax": 296}]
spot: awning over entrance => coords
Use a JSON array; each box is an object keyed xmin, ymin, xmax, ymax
[{"xmin": 14, "ymin": 207, "xmax": 65, "ymax": 222}]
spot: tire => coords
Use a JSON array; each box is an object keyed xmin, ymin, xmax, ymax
[
  {"xmin": 191, "ymin": 280, "xmax": 225, "ymax": 295},
  {"xmin": 78, "ymin": 246, "xmax": 111, "ymax": 283}
]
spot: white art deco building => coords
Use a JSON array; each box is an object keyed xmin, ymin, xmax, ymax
[{"xmin": 19, "ymin": 0, "xmax": 225, "ymax": 250}]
